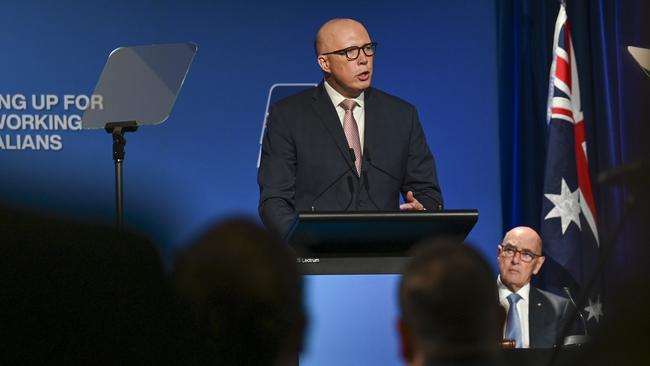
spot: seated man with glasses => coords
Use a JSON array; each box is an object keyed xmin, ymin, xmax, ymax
[
  {"xmin": 258, "ymin": 18, "xmax": 443, "ymax": 237},
  {"xmin": 497, "ymin": 226, "xmax": 571, "ymax": 348}
]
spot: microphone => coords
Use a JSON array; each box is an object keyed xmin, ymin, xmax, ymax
[
  {"xmin": 310, "ymin": 149, "xmax": 356, "ymax": 211},
  {"xmin": 364, "ymin": 150, "xmax": 443, "ymax": 210},
  {"xmin": 560, "ymin": 286, "xmax": 591, "ymax": 347},
  {"xmin": 362, "ymin": 171, "xmax": 381, "ymax": 210},
  {"xmin": 364, "ymin": 150, "xmax": 398, "ymax": 181},
  {"xmin": 563, "ymin": 287, "xmax": 589, "ymax": 337},
  {"xmin": 343, "ymin": 175, "xmax": 356, "ymax": 211},
  {"xmin": 345, "ymin": 149, "xmax": 358, "ymax": 210}
]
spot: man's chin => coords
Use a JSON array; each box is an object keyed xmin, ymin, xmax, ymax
[
  {"xmin": 342, "ymin": 84, "xmax": 370, "ymax": 98},
  {"xmin": 503, "ymin": 276, "xmax": 523, "ymax": 289},
  {"xmin": 348, "ymin": 82, "xmax": 371, "ymax": 96},
  {"xmin": 356, "ymin": 79, "xmax": 372, "ymax": 90}
]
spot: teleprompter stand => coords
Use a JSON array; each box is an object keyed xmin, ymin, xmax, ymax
[
  {"xmin": 82, "ymin": 43, "xmax": 197, "ymax": 229},
  {"xmin": 105, "ymin": 121, "xmax": 138, "ymax": 229}
]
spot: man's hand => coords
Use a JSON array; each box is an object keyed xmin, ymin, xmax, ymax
[{"xmin": 400, "ymin": 191, "xmax": 426, "ymax": 211}]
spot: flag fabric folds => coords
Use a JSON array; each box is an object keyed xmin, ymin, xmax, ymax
[{"xmin": 540, "ymin": 3, "xmax": 603, "ymax": 332}]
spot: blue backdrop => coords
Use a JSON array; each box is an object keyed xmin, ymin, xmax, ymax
[{"xmin": 0, "ymin": 1, "xmax": 500, "ymax": 365}]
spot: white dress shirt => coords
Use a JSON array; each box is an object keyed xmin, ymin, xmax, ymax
[
  {"xmin": 323, "ymin": 80, "xmax": 366, "ymax": 151},
  {"xmin": 497, "ymin": 276, "xmax": 531, "ymax": 348}
]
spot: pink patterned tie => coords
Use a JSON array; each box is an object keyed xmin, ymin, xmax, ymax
[{"xmin": 340, "ymin": 99, "xmax": 362, "ymax": 175}]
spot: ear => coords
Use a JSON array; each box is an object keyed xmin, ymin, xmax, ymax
[
  {"xmin": 317, "ymin": 55, "xmax": 330, "ymax": 73},
  {"xmin": 397, "ymin": 318, "xmax": 413, "ymax": 362},
  {"xmin": 532, "ymin": 255, "xmax": 545, "ymax": 275},
  {"xmin": 496, "ymin": 245, "xmax": 502, "ymax": 259}
]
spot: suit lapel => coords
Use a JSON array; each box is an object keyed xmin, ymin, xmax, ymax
[
  {"xmin": 311, "ymin": 83, "xmax": 356, "ymax": 171},
  {"xmin": 529, "ymin": 287, "xmax": 554, "ymax": 348}
]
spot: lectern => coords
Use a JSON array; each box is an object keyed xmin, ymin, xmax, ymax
[{"xmin": 289, "ymin": 210, "xmax": 478, "ymax": 275}]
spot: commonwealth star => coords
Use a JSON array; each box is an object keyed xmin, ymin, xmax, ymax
[{"xmin": 544, "ymin": 178, "xmax": 582, "ymax": 234}]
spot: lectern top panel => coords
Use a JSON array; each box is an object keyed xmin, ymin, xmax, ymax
[
  {"xmin": 290, "ymin": 210, "xmax": 478, "ymax": 255},
  {"xmin": 298, "ymin": 210, "xmax": 478, "ymax": 222}
]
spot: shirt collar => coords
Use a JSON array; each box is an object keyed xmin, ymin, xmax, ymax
[
  {"xmin": 497, "ymin": 275, "xmax": 530, "ymax": 303},
  {"xmin": 324, "ymin": 79, "xmax": 365, "ymax": 110}
]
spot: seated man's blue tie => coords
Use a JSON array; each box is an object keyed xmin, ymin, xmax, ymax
[{"xmin": 505, "ymin": 293, "xmax": 523, "ymax": 348}]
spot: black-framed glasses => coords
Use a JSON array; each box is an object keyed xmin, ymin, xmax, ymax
[
  {"xmin": 499, "ymin": 244, "xmax": 543, "ymax": 263},
  {"xmin": 321, "ymin": 42, "xmax": 378, "ymax": 61}
]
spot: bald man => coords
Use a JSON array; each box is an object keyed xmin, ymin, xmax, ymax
[
  {"xmin": 497, "ymin": 226, "xmax": 571, "ymax": 348},
  {"xmin": 258, "ymin": 18, "xmax": 443, "ymax": 237}
]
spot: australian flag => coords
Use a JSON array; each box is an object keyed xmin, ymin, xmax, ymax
[{"xmin": 540, "ymin": 3, "xmax": 602, "ymax": 333}]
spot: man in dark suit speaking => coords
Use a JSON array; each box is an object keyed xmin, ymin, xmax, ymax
[
  {"xmin": 258, "ymin": 18, "xmax": 443, "ymax": 237},
  {"xmin": 497, "ymin": 226, "xmax": 571, "ymax": 348}
]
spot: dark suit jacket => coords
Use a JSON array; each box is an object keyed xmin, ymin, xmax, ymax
[
  {"xmin": 258, "ymin": 82, "xmax": 443, "ymax": 237},
  {"xmin": 529, "ymin": 287, "xmax": 571, "ymax": 348}
]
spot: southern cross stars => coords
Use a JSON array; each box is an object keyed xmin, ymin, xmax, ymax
[
  {"xmin": 544, "ymin": 178, "xmax": 582, "ymax": 234},
  {"xmin": 584, "ymin": 296, "xmax": 603, "ymax": 323}
]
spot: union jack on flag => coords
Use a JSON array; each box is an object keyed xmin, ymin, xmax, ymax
[{"xmin": 540, "ymin": 3, "xmax": 603, "ymax": 330}]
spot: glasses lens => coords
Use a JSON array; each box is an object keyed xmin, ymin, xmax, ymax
[
  {"xmin": 520, "ymin": 253, "xmax": 533, "ymax": 262},
  {"xmin": 363, "ymin": 43, "xmax": 376, "ymax": 56},
  {"xmin": 345, "ymin": 47, "xmax": 361, "ymax": 60}
]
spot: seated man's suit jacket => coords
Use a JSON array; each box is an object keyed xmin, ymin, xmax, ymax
[
  {"xmin": 258, "ymin": 82, "xmax": 443, "ymax": 236},
  {"xmin": 529, "ymin": 287, "xmax": 571, "ymax": 348}
]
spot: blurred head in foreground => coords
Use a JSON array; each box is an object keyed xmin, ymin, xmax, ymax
[
  {"xmin": 398, "ymin": 239, "xmax": 500, "ymax": 366},
  {"xmin": 0, "ymin": 206, "xmax": 180, "ymax": 364},
  {"xmin": 173, "ymin": 218, "xmax": 305, "ymax": 366}
]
